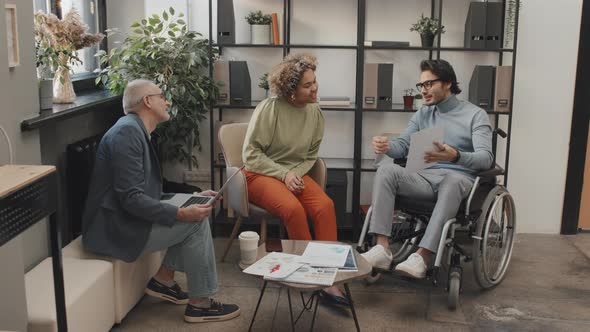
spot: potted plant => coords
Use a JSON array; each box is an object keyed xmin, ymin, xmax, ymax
[
  {"xmin": 403, "ymin": 89, "xmax": 416, "ymax": 109},
  {"xmin": 414, "ymin": 92, "xmax": 425, "ymax": 109},
  {"xmin": 34, "ymin": 9, "xmax": 103, "ymax": 104},
  {"xmin": 97, "ymin": 7, "xmax": 219, "ymax": 170},
  {"xmin": 410, "ymin": 14, "xmax": 445, "ymax": 47},
  {"xmin": 245, "ymin": 10, "xmax": 272, "ymax": 44},
  {"xmin": 258, "ymin": 73, "xmax": 269, "ymax": 98}
]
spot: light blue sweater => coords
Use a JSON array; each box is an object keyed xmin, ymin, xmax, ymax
[{"xmin": 387, "ymin": 94, "xmax": 493, "ymax": 176}]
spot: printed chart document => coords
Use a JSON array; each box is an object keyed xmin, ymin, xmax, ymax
[
  {"xmin": 405, "ymin": 126, "xmax": 444, "ymax": 173},
  {"xmin": 264, "ymin": 266, "xmax": 338, "ymax": 286},
  {"xmin": 243, "ymin": 252, "xmax": 302, "ymax": 277},
  {"xmin": 300, "ymin": 242, "xmax": 350, "ymax": 268},
  {"xmin": 339, "ymin": 248, "xmax": 358, "ymax": 272}
]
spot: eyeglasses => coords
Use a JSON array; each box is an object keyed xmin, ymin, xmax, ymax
[
  {"xmin": 133, "ymin": 93, "xmax": 166, "ymax": 107},
  {"xmin": 415, "ymin": 79, "xmax": 442, "ymax": 91}
]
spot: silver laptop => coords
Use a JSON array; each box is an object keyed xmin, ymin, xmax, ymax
[{"xmin": 161, "ymin": 166, "xmax": 245, "ymax": 207}]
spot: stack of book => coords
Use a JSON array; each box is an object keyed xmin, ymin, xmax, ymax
[{"xmin": 319, "ymin": 96, "xmax": 351, "ymax": 106}]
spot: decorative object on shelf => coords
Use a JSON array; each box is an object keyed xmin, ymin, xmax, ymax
[
  {"xmin": 414, "ymin": 93, "xmax": 425, "ymax": 109},
  {"xmin": 410, "ymin": 14, "xmax": 445, "ymax": 47},
  {"xmin": 403, "ymin": 89, "xmax": 416, "ymax": 109},
  {"xmin": 258, "ymin": 73, "xmax": 269, "ymax": 97},
  {"xmin": 245, "ymin": 10, "xmax": 272, "ymax": 44},
  {"xmin": 504, "ymin": 0, "xmax": 522, "ymax": 48},
  {"xmin": 5, "ymin": 4, "xmax": 19, "ymax": 67},
  {"xmin": 97, "ymin": 7, "xmax": 219, "ymax": 169},
  {"xmin": 34, "ymin": 9, "xmax": 103, "ymax": 104}
]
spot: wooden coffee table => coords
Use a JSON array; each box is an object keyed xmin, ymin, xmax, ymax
[{"xmin": 245, "ymin": 240, "xmax": 371, "ymax": 331}]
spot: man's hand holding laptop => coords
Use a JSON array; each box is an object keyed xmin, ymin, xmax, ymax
[{"xmin": 176, "ymin": 191, "xmax": 220, "ymax": 222}]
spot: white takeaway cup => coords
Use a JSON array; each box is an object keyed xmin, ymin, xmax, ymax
[{"xmin": 239, "ymin": 231, "xmax": 260, "ymax": 265}]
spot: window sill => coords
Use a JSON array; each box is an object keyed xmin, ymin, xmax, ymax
[{"xmin": 21, "ymin": 89, "xmax": 122, "ymax": 131}]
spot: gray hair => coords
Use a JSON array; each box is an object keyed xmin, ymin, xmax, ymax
[{"xmin": 122, "ymin": 79, "xmax": 158, "ymax": 114}]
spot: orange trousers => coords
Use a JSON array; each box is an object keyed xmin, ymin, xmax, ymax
[{"xmin": 244, "ymin": 170, "xmax": 337, "ymax": 241}]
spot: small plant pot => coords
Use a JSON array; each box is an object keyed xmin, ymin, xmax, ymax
[
  {"xmin": 420, "ymin": 33, "xmax": 435, "ymax": 47},
  {"xmin": 250, "ymin": 24, "xmax": 270, "ymax": 44},
  {"xmin": 403, "ymin": 96, "xmax": 415, "ymax": 109}
]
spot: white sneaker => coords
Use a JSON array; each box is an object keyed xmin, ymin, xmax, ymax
[
  {"xmin": 361, "ymin": 245, "xmax": 393, "ymax": 270},
  {"xmin": 395, "ymin": 253, "xmax": 427, "ymax": 279}
]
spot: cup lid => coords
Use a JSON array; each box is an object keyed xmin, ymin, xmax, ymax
[{"xmin": 239, "ymin": 231, "xmax": 259, "ymax": 239}]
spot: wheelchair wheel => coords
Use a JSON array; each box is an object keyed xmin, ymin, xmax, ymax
[
  {"xmin": 447, "ymin": 270, "xmax": 461, "ymax": 310},
  {"xmin": 472, "ymin": 186, "xmax": 516, "ymax": 289}
]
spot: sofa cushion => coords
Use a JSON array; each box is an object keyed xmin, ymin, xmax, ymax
[
  {"xmin": 63, "ymin": 236, "xmax": 164, "ymax": 323},
  {"xmin": 25, "ymin": 257, "xmax": 115, "ymax": 332}
]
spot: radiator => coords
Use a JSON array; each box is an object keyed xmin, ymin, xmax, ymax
[{"xmin": 66, "ymin": 134, "xmax": 103, "ymax": 238}]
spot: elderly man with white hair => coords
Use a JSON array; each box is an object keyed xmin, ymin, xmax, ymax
[{"xmin": 82, "ymin": 79, "xmax": 240, "ymax": 323}]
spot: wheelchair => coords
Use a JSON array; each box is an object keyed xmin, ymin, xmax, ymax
[{"xmin": 356, "ymin": 132, "xmax": 516, "ymax": 310}]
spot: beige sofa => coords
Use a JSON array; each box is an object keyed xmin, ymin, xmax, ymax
[{"xmin": 25, "ymin": 236, "xmax": 164, "ymax": 331}]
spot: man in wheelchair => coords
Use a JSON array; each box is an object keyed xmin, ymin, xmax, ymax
[{"xmin": 361, "ymin": 59, "xmax": 494, "ymax": 279}]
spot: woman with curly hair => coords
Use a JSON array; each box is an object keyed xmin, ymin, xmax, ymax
[{"xmin": 242, "ymin": 53, "xmax": 348, "ymax": 304}]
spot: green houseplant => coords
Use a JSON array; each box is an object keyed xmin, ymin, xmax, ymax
[
  {"xmin": 410, "ymin": 14, "xmax": 445, "ymax": 47},
  {"xmin": 97, "ymin": 7, "xmax": 219, "ymax": 169},
  {"xmin": 245, "ymin": 10, "xmax": 272, "ymax": 44},
  {"xmin": 258, "ymin": 73, "xmax": 269, "ymax": 97}
]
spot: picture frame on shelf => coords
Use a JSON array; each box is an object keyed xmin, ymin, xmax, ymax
[{"xmin": 5, "ymin": 4, "xmax": 19, "ymax": 68}]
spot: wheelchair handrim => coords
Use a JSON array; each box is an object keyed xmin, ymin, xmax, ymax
[{"xmin": 482, "ymin": 192, "xmax": 516, "ymax": 284}]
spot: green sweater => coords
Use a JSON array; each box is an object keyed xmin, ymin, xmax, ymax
[{"xmin": 243, "ymin": 97, "xmax": 324, "ymax": 181}]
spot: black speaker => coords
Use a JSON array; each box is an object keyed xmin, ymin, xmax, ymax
[
  {"xmin": 469, "ymin": 65, "xmax": 496, "ymax": 108},
  {"xmin": 229, "ymin": 61, "xmax": 251, "ymax": 103},
  {"xmin": 217, "ymin": 0, "xmax": 235, "ymax": 44}
]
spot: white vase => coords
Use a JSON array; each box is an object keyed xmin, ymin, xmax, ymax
[
  {"xmin": 53, "ymin": 67, "xmax": 76, "ymax": 104},
  {"xmin": 250, "ymin": 24, "xmax": 270, "ymax": 44}
]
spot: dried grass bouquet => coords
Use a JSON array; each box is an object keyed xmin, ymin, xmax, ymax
[{"xmin": 34, "ymin": 9, "xmax": 104, "ymax": 82}]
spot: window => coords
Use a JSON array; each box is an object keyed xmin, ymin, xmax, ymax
[{"xmin": 34, "ymin": 0, "xmax": 105, "ymax": 77}]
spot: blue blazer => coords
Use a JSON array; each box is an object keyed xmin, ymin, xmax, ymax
[{"xmin": 82, "ymin": 113, "xmax": 177, "ymax": 262}]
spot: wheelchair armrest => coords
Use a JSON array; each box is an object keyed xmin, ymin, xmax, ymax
[{"xmin": 476, "ymin": 164, "xmax": 505, "ymax": 178}]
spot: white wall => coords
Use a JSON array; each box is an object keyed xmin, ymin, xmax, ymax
[
  {"xmin": 508, "ymin": 0, "xmax": 582, "ymax": 233},
  {"xmin": 133, "ymin": 0, "xmax": 584, "ymax": 233},
  {"xmin": 0, "ymin": 0, "xmax": 45, "ymax": 329}
]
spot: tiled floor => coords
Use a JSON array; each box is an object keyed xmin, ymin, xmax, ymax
[{"xmin": 111, "ymin": 234, "xmax": 590, "ymax": 332}]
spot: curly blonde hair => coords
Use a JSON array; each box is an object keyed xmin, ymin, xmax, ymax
[{"xmin": 268, "ymin": 53, "xmax": 318, "ymax": 98}]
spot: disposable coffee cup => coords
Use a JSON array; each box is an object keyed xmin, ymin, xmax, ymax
[{"xmin": 239, "ymin": 231, "xmax": 260, "ymax": 265}]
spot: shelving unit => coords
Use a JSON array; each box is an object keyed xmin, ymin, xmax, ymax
[{"xmin": 207, "ymin": 0, "xmax": 519, "ymax": 240}]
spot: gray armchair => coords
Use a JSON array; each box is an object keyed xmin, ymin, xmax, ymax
[{"xmin": 217, "ymin": 123, "xmax": 326, "ymax": 262}]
